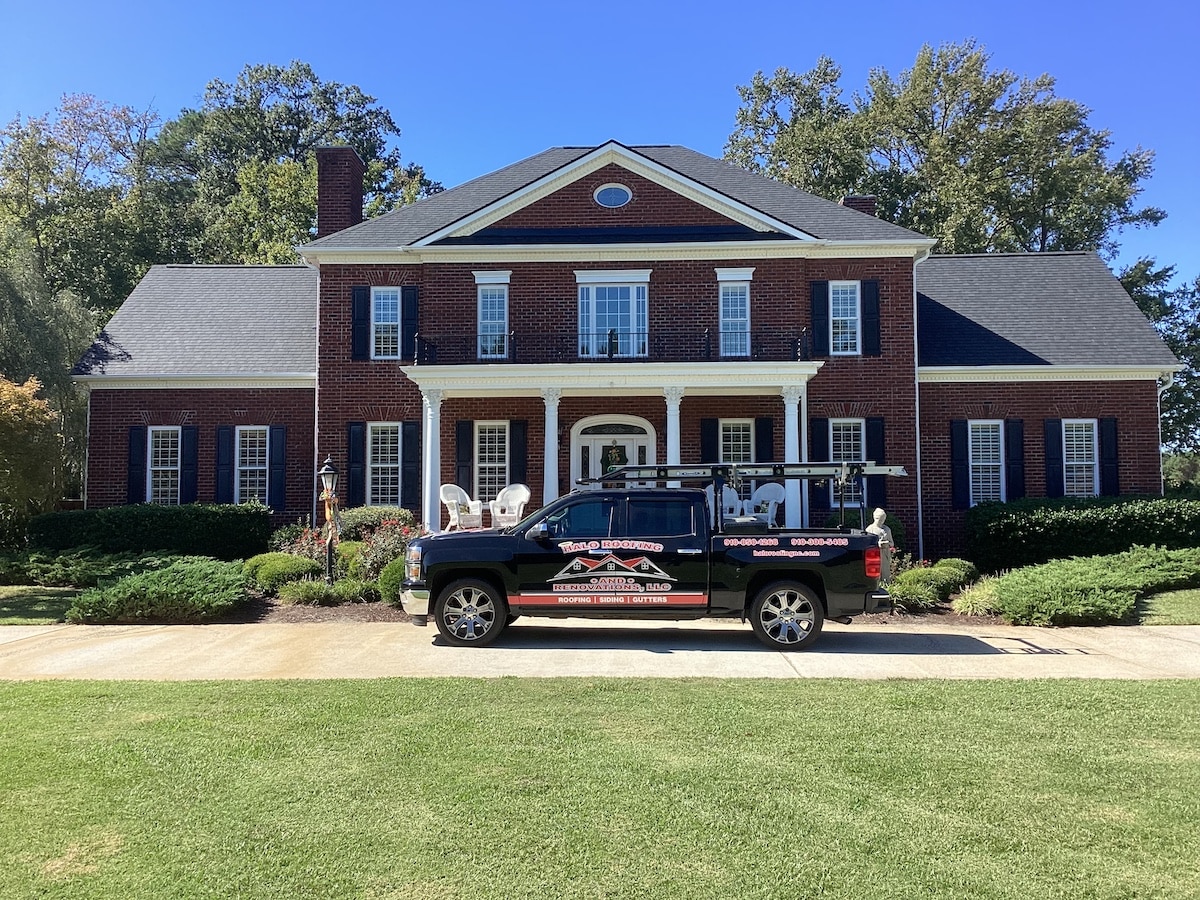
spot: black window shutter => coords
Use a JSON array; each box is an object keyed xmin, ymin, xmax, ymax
[
  {"xmin": 347, "ymin": 422, "xmax": 366, "ymax": 507},
  {"xmin": 808, "ymin": 417, "xmax": 830, "ymax": 519},
  {"xmin": 401, "ymin": 421, "xmax": 421, "ymax": 509},
  {"xmin": 866, "ymin": 416, "xmax": 886, "ymax": 508},
  {"xmin": 215, "ymin": 426, "xmax": 235, "ymax": 504},
  {"xmin": 401, "ymin": 285, "xmax": 419, "ymax": 360},
  {"xmin": 950, "ymin": 420, "xmax": 969, "ymax": 509},
  {"xmin": 351, "ymin": 286, "xmax": 370, "ymax": 360},
  {"xmin": 455, "ymin": 420, "xmax": 474, "ymax": 491},
  {"xmin": 127, "ymin": 426, "xmax": 147, "ymax": 504},
  {"xmin": 810, "ymin": 282, "xmax": 830, "ymax": 356},
  {"xmin": 180, "ymin": 426, "xmax": 198, "ymax": 504},
  {"xmin": 754, "ymin": 417, "xmax": 774, "ymax": 463},
  {"xmin": 1044, "ymin": 419, "xmax": 1064, "ymax": 498},
  {"xmin": 268, "ymin": 425, "xmax": 287, "ymax": 511},
  {"xmin": 1005, "ymin": 419, "xmax": 1025, "ymax": 501},
  {"xmin": 509, "ymin": 420, "xmax": 528, "ymax": 485},
  {"xmin": 700, "ymin": 418, "xmax": 718, "ymax": 463},
  {"xmin": 861, "ymin": 280, "xmax": 881, "ymax": 357},
  {"xmin": 1099, "ymin": 418, "xmax": 1119, "ymax": 496}
]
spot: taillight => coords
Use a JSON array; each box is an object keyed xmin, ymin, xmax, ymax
[{"xmin": 865, "ymin": 547, "xmax": 881, "ymax": 579}]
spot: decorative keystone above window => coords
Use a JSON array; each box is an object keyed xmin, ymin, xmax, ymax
[{"xmin": 593, "ymin": 183, "xmax": 632, "ymax": 208}]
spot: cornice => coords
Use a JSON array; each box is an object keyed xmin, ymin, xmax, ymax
[
  {"xmin": 74, "ymin": 374, "xmax": 316, "ymax": 390},
  {"xmin": 918, "ymin": 365, "xmax": 1180, "ymax": 384}
]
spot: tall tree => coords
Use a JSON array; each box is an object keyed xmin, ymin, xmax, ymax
[{"xmin": 726, "ymin": 41, "xmax": 1164, "ymax": 257}]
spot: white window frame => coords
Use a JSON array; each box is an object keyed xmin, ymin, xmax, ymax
[
  {"xmin": 829, "ymin": 280, "xmax": 862, "ymax": 356},
  {"xmin": 474, "ymin": 271, "xmax": 511, "ymax": 360},
  {"xmin": 716, "ymin": 267, "xmax": 754, "ymax": 358},
  {"xmin": 1063, "ymin": 419, "xmax": 1099, "ymax": 498},
  {"xmin": 147, "ymin": 426, "xmax": 182, "ymax": 505},
  {"xmin": 576, "ymin": 269, "xmax": 651, "ymax": 359},
  {"xmin": 829, "ymin": 418, "xmax": 866, "ymax": 505},
  {"xmin": 968, "ymin": 420, "xmax": 1005, "ymax": 506},
  {"xmin": 367, "ymin": 422, "xmax": 402, "ymax": 507},
  {"xmin": 720, "ymin": 419, "xmax": 755, "ymax": 501},
  {"xmin": 234, "ymin": 425, "xmax": 269, "ymax": 505},
  {"xmin": 475, "ymin": 421, "xmax": 510, "ymax": 503},
  {"xmin": 371, "ymin": 286, "xmax": 400, "ymax": 360}
]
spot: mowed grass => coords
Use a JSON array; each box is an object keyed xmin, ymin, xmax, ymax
[
  {"xmin": 0, "ymin": 585, "xmax": 78, "ymax": 625},
  {"xmin": 1, "ymin": 679, "xmax": 1198, "ymax": 899},
  {"xmin": 1142, "ymin": 588, "xmax": 1200, "ymax": 625}
]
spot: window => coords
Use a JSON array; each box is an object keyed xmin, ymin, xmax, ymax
[
  {"xmin": 720, "ymin": 419, "xmax": 754, "ymax": 502},
  {"xmin": 593, "ymin": 183, "xmax": 632, "ymax": 208},
  {"xmin": 372, "ymin": 287, "xmax": 399, "ymax": 359},
  {"xmin": 627, "ymin": 498, "xmax": 696, "ymax": 539},
  {"xmin": 147, "ymin": 426, "xmax": 181, "ymax": 505},
  {"xmin": 969, "ymin": 421, "xmax": 1004, "ymax": 505},
  {"xmin": 477, "ymin": 285, "xmax": 508, "ymax": 359},
  {"xmin": 577, "ymin": 270, "xmax": 651, "ymax": 358},
  {"xmin": 830, "ymin": 281, "xmax": 861, "ymax": 355},
  {"xmin": 546, "ymin": 496, "xmax": 618, "ymax": 539},
  {"xmin": 716, "ymin": 268, "xmax": 753, "ymax": 357},
  {"xmin": 368, "ymin": 423, "xmax": 401, "ymax": 506},
  {"xmin": 829, "ymin": 419, "xmax": 865, "ymax": 505},
  {"xmin": 475, "ymin": 422, "xmax": 509, "ymax": 502},
  {"xmin": 1063, "ymin": 419, "xmax": 1099, "ymax": 497},
  {"xmin": 236, "ymin": 426, "xmax": 269, "ymax": 504}
]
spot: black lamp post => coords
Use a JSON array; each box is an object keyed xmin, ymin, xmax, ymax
[{"xmin": 317, "ymin": 456, "xmax": 339, "ymax": 584}]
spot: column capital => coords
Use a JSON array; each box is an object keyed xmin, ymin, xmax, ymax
[
  {"xmin": 780, "ymin": 385, "xmax": 804, "ymax": 405},
  {"xmin": 663, "ymin": 386, "xmax": 686, "ymax": 406},
  {"xmin": 422, "ymin": 388, "xmax": 444, "ymax": 409},
  {"xmin": 541, "ymin": 387, "xmax": 562, "ymax": 406}
]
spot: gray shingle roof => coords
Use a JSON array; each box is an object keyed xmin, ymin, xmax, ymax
[
  {"xmin": 73, "ymin": 265, "xmax": 317, "ymax": 378},
  {"xmin": 917, "ymin": 252, "xmax": 1178, "ymax": 368},
  {"xmin": 299, "ymin": 143, "xmax": 928, "ymax": 250}
]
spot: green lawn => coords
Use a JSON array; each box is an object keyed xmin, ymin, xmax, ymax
[
  {"xmin": 1, "ymin": 679, "xmax": 1198, "ymax": 898},
  {"xmin": 1142, "ymin": 588, "xmax": 1200, "ymax": 625},
  {"xmin": 0, "ymin": 585, "xmax": 78, "ymax": 625}
]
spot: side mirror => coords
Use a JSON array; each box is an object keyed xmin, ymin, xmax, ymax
[{"xmin": 525, "ymin": 522, "xmax": 550, "ymax": 542}]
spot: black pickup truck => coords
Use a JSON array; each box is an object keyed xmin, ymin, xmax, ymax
[{"xmin": 400, "ymin": 463, "xmax": 904, "ymax": 651}]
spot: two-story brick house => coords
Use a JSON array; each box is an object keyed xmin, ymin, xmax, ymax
[{"xmin": 73, "ymin": 141, "xmax": 1179, "ymax": 557}]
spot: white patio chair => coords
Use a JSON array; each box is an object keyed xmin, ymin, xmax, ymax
[
  {"xmin": 489, "ymin": 483, "xmax": 531, "ymax": 528},
  {"xmin": 704, "ymin": 484, "xmax": 745, "ymax": 524},
  {"xmin": 440, "ymin": 483, "xmax": 484, "ymax": 530},
  {"xmin": 748, "ymin": 482, "xmax": 786, "ymax": 526}
]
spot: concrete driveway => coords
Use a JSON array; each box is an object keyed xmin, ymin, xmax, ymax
[{"xmin": 2, "ymin": 618, "xmax": 1199, "ymax": 680}]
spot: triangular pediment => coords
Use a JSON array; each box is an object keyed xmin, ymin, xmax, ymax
[{"xmin": 414, "ymin": 141, "xmax": 817, "ymax": 247}]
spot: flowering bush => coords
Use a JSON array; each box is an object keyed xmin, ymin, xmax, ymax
[{"xmin": 357, "ymin": 520, "xmax": 421, "ymax": 581}]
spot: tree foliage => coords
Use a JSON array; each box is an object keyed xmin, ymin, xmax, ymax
[
  {"xmin": 727, "ymin": 41, "xmax": 1164, "ymax": 256},
  {"xmin": 0, "ymin": 377, "xmax": 61, "ymax": 546}
]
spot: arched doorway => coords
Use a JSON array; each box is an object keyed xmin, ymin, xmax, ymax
[{"xmin": 570, "ymin": 415, "xmax": 657, "ymax": 487}]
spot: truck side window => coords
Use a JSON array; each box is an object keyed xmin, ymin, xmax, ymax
[
  {"xmin": 627, "ymin": 498, "xmax": 696, "ymax": 539},
  {"xmin": 545, "ymin": 497, "xmax": 617, "ymax": 539}
]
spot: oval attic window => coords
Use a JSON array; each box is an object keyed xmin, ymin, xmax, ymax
[{"xmin": 594, "ymin": 184, "xmax": 632, "ymax": 208}]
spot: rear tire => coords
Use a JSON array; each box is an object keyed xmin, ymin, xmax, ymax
[
  {"xmin": 749, "ymin": 581, "xmax": 823, "ymax": 650},
  {"xmin": 434, "ymin": 579, "xmax": 508, "ymax": 647}
]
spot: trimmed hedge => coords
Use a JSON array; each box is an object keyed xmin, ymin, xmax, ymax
[
  {"xmin": 245, "ymin": 552, "xmax": 323, "ymax": 594},
  {"xmin": 888, "ymin": 558, "xmax": 977, "ymax": 612},
  {"xmin": 67, "ymin": 557, "xmax": 249, "ymax": 624},
  {"xmin": 27, "ymin": 504, "xmax": 272, "ymax": 560},
  {"xmin": 965, "ymin": 496, "xmax": 1200, "ymax": 573}
]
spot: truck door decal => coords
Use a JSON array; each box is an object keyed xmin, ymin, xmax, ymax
[{"xmin": 512, "ymin": 553, "xmax": 706, "ymax": 607}]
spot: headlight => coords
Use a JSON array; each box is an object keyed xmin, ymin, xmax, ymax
[{"xmin": 405, "ymin": 545, "xmax": 423, "ymax": 582}]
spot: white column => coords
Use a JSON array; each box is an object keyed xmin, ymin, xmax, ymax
[
  {"xmin": 541, "ymin": 388, "xmax": 561, "ymax": 505},
  {"xmin": 664, "ymin": 386, "xmax": 684, "ymax": 486},
  {"xmin": 422, "ymin": 389, "xmax": 443, "ymax": 531},
  {"xmin": 782, "ymin": 385, "xmax": 803, "ymax": 528}
]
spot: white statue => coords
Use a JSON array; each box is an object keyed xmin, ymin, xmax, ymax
[{"xmin": 865, "ymin": 507, "xmax": 894, "ymax": 582}]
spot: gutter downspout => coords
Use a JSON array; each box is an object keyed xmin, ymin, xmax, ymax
[{"xmin": 912, "ymin": 249, "xmax": 932, "ymax": 560}]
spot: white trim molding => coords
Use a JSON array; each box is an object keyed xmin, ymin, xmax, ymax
[
  {"xmin": 714, "ymin": 267, "xmax": 755, "ymax": 282},
  {"xmin": 472, "ymin": 270, "xmax": 512, "ymax": 284},
  {"xmin": 575, "ymin": 268, "xmax": 652, "ymax": 284},
  {"xmin": 918, "ymin": 365, "xmax": 1181, "ymax": 384},
  {"xmin": 75, "ymin": 374, "xmax": 316, "ymax": 390}
]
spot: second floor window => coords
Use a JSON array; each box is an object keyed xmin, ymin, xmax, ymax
[
  {"xmin": 578, "ymin": 283, "xmax": 648, "ymax": 358},
  {"xmin": 478, "ymin": 285, "xmax": 508, "ymax": 359},
  {"xmin": 236, "ymin": 426, "xmax": 269, "ymax": 504},
  {"xmin": 372, "ymin": 287, "xmax": 399, "ymax": 359},
  {"xmin": 969, "ymin": 420, "xmax": 1004, "ymax": 505},
  {"xmin": 830, "ymin": 281, "xmax": 861, "ymax": 355},
  {"xmin": 720, "ymin": 283, "xmax": 750, "ymax": 356}
]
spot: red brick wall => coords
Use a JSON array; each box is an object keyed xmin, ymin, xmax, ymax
[
  {"xmin": 919, "ymin": 380, "xmax": 1164, "ymax": 558},
  {"xmin": 86, "ymin": 387, "xmax": 316, "ymax": 521},
  {"xmin": 316, "ymin": 147, "xmax": 365, "ymax": 238}
]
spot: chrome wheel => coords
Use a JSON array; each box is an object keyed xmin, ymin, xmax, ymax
[
  {"xmin": 434, "ymin": 579, "xmax": 508, "ymax": 647},
  {"xmin": 750, "ymin": 582, "xmax": 823, "ymax": 650}
]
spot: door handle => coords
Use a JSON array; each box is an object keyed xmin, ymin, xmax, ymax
[{"xmin": 677, "ymin": 548, "xmax": 703, "ymax": 555}]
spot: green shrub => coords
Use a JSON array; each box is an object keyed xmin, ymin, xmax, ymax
[
  {"xmin": 358, "ymin": 522, "xmax": 419, "ymax": 581},
  {"xmin": 276, "ymin": 579, "xmax": 339, "ymax": 606},
  {"xmin": 339, "ymin": 506, "xmax": 417, "ymax": 541},
  {"xmin": 823, "ymin": 508, "xmax": 906, "ymax": 551},
  {"xmin": 0, "ymin": 548, "xmax": 182, "ymax": 587},
  {"xmin": 336, "ymin": 541, "xmax": 365, "ymax": 579},
  {"xmin": 378, "ymin": 557, "xmax": 407, "ymax": 607},
  {"xmin": 952, "ymin": 576, "xmax": 1000, "ymax": 616},
  {"xmin": 886, "ymin": 557, "xmax": 977, "ymax": 612},
  {"xmin": 250, "ymin": 553, "xmax": 323, "ymax": 594},
  {"xmin": 991, "ymin": 545, "xmax": 1200, "ymax": 626},
  {"xmin": 965, "ymin": 496, "xmax": 1200, "ymax": 573},
  {"xmin": 932, "ymin": 558, "xmax": 978, "ymax": 584},
  {"xmin": 27, "ymin": 503, "xmax": 271, "ymax": 560},
  {"xmin": 67, "ymin": 557, "xmax": 248, "ymax": 624},
  {"xmin": 268, "ymin": 521, "xmax": 307, "ymax": 552},
  {"xmin": 888, "ymin": 578, "xmax": 939, "ymax": 611},
  {"xmin": 333, "ymin": 578, "xmax": 380, "ymax": 604}
]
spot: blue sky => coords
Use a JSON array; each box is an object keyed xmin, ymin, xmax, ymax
[{"xmin": 3, "ymin": 0, "xmax": 1196, "ymax": 285}]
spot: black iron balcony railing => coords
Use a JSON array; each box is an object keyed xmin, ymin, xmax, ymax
[{"xmin": 413, "ymin": 327, "xmax": 813, "ymax": 365}]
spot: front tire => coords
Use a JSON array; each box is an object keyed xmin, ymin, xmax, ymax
[
  {"xmin": 750, "ymin": 581, "xmax": 823, "ymax": 650},
  {"xmin": 434, "ymin": 579, "xmax": 508, "ymax": 647}
]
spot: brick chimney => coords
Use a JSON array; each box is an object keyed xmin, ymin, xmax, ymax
[
  {"xmin": 839, "ymin": 195, "xmax": 878, "ymax": 217},
  {"xmin": 315, "ymin": 146, "xmax": 366, "ymax": 238}
]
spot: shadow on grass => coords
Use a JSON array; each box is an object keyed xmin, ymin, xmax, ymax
[
  {"xmin": 1137, "ymin": 589, "xmax": 1200, "ymax": 626},
  {"xmin": 0, "ymin": 586, "xmax": 79, "ymax": 625}
]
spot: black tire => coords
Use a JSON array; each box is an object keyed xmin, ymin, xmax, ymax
[
  {"xmin": 749, "ymin": 581, "xmax": 824, "ymax": 650},
  {"xmin": 434, "ymin": 578, "xmax": 508, "ymax": 647}
]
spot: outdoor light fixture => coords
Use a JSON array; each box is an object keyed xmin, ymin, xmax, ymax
[{"xmin": 317, "ymin": 456, "xmax": 339, "ymax": 584}]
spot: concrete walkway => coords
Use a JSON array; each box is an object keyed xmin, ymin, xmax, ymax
[{"xmin": 2, "ymin": 618, "xmax": 1199, "ymax": 680}]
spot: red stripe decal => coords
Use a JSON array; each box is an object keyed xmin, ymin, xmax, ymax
[{"xmin": 509, "ymin": 593, "xmax": 708, "ymax": 607}]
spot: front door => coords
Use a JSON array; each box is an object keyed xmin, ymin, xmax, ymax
[{"xmin": 575, "ymin": 420, "xmax": 654, "ymax": 488}]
